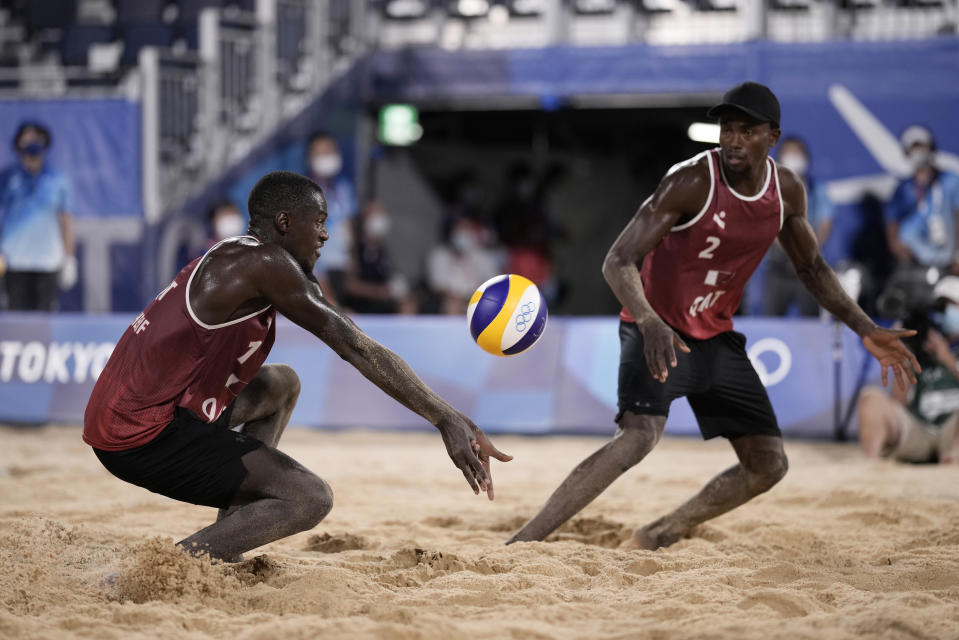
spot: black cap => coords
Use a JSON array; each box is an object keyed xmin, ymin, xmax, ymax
[{"xmin": 707, "ymin": 81, "xmax": 780, "ymax": 129}]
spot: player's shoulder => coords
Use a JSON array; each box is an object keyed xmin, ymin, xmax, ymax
[
  {"xmin": 211, "ymin": 236, "xmax": 305, "ymax": 287},
  {"xmin": 664, "ymin": 150, "xmax": 712, "ymax": 183},
  {"xmin": 657, "ymin": 151, "xmax": 713, "ymax": 203},
  {"xmin": 773, "ymin": 160, "xmax": 805, "ymax": 204}
]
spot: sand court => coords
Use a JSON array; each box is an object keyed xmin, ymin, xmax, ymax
[{"xmin": 2, "ymin": 425, "xmax": 958, "ymax": 639}]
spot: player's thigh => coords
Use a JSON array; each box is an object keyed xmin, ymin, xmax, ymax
[
  {"xmin": 617, "ymin": 321, "xmax": 702, "ymax": 421},
  {"xmin": 688, "ymin": 331, "xmax": 781, "ymax": 441},
  {"xmin": 232, "ymin": 444, "xmax": 330, "ymax": 505},
  {"xmin": 229, "ymin": 363, "xmax": 302, "ymax": 427}
]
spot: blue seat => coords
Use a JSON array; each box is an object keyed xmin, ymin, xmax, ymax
[
  {"xmin": 115, "ymin": 0, "xmax": 167, "ymax": 25},
  {"xmin": 60, "ymin": 24, "xmax": 115, "ymax": 66},
  {"xmin": 24, "ymin": 0, "xmax": 77, "ymax": 32},
  {"xmin": 176, "ymin": 0, "xmax": 223, "ymax": 22},
  {"xmin": 120, "ymin": 23, "xmax": 174, "ymax": 66}
]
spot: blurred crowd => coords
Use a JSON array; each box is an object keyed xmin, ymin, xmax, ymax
[
  {"xmin": 2, "ymin": 120, "xmax": 958, "ymax": 462},
  {"xmin": 202, "ymin": 132, "xmax": 569, "ymax": 319}
]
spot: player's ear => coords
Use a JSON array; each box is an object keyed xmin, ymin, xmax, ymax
[
  {"xmin": 768, "ymin": 127, "xmax": 781, "ymax": 148},
  {"xmin": 274, "ymin": 210, "xmax": 291, "ymax": 233}
]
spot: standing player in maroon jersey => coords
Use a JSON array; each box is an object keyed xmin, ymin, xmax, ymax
[
  {"xmin": 508, "ymin": 82, "xmax": 920, "ymax": 549},
  {"xmin": 84, "ymin": 171, "xmax": 511, "ymax": 562}
]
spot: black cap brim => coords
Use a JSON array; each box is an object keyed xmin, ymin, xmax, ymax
[{"xmin": 707, "ymin": 103, "xmax": 778, "ymax": 128}]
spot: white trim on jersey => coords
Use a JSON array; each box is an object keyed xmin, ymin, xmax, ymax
[
  {"xmin": 771, "ymin": 158, "xmax": 785, "ymax": 231},
  {"xmin": 671, "ymin": 150, "xmax": 716, "ymax": 232},
  {"xmin": 184, "ymin": 235, "xmax": 272, "ymax": 331},
  {"xmin": 717, "ymin": 151, "xmax": 771, "ymax": 202}
]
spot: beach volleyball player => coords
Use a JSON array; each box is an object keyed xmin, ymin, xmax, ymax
[
  {"xmin": 508, "ymin": 82, "xmax": 921, "ymax": 549},
  {"xmin": 83, "ymin": 171, "xmax": 511, "ymax": 562}
]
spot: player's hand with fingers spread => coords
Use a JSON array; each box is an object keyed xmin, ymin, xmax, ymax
[
  {"xmin": 437, "ymin": 412, "xmax": 511, "ymax": 499},
  {"xmin": 862, "ymin": 327, "xmax": 922, "ymax": 391},
  {"xmin": 637, "ymin": 315, "xmax": 690, "ymax": 383},
  {"xmin": 470, "ymin": 426, "xmax": 513, "ymax": 500}
]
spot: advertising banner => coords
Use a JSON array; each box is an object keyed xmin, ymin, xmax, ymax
[{"xmin": 0, "ymin": 314, "xmax": 878, "ymax": 439}]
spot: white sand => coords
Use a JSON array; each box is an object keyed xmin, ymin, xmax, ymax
[{"xmin": 2, "ymin": 425, "xmax": 958, "ymax": 639}]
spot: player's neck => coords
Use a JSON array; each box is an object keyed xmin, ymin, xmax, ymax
[{"xmin": 722, "ymin": 158, "xmax": 767, "ymax": 197}]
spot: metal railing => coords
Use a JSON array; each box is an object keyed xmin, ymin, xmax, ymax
[
  {"xmin": 140, "ymin": 0, "xmax": 366, "ymax": 223},
  {"xmin": 369, "ymin": 0, "xmax": 959, "ymax": 49}
]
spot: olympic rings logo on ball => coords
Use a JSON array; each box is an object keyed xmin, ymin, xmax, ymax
[{"xmin": 515, "ymin": 302, "xmax": 537, "ymax": 332}]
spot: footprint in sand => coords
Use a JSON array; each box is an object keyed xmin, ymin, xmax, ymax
[
  {"xmin": 488, "ymin": 515, "xmax": 531, "ymax": 532},
  {"xmin": 421, "ymin": 516, "xmax": 463, "ymax": 528},
  {"xmin": 304, "ymin": 533, "xmax": 369, "ymax": 553},
  {"xmin": 546, "ymin": 516, "xmax": 632, "ymax": 548},
  {"xmin": 231, "ymin": 555, "xmax": 281, "ymax": 585},
  {"xmin": 737, "ymin": 591, "xmax": 809, "ymax": 618}
]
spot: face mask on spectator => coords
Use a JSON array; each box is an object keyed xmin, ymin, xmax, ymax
[
  {"xmin": 365, "ymin": 213, "xmax": 390, "ymax": 239},
  {"xmin": 451, "ymin": 228, "xmax": 476, "ymax": 253},
  {"xmin": 18, "ymin": 142, "xmax": 46, "ymax": 157},
  {"xmin": 907, "ymin": 146, "xmax": 933, "ymax": 171},
  {"xmin": 214, "ymin": 213, "xmax": 245, "ymax": 240},
  {"xmin": 939, "ymin": 303, "xmax": 959, "ymax": 336},
  {"xmin": 779, "ymin": 152, "xmax": 808, "ymax": 176},
  {"xmin": 311, "ymin": 153, "xmax": 342, "ymax": 178}
]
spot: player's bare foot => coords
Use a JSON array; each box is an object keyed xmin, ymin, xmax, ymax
[{"xmin": 628, "ymin": 521, "xmax": 683, "ymax": 550}]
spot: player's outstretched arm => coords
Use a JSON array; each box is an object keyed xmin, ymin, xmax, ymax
[
  {"xmin": 602, "ymin": 159, "xmax": 708, "ymax": 382},
  {"xmin": 777, "ymin": 167, "xmax": 921, "ymax": 389},
  {"xmin": 250, "ymin": 245, "xmax": 511, "ymax": 498}
]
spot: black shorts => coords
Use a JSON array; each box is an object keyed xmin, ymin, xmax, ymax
[
  {"xmin": 93, "ymin": 405, "xmax": 262, "ymax": 509},
  {"xmin": 616, "ymin": 321, "xmax": 781, "ymax": 440}
]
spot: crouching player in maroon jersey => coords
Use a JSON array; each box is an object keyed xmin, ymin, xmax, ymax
[
  {"xmin": 84, "ymin": 171, "xmax": 511, "ymax": 562},
  {"xmin": 508, "ymin": 82, "xmax": 920, "ymax": 549}
]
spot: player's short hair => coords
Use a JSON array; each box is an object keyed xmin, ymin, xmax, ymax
[{"xmin": 248, "ymin": 171, "xmax": 325, "ymax": 228}]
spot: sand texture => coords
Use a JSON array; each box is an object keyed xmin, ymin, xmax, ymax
[{"xmin": 2, "ymin": 425, "xmax": 959, "ymax": 639}]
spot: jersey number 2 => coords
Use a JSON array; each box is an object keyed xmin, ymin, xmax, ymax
[{"xmin": 698, "ymin": 236, "xmax": 720, "ymax": 259}]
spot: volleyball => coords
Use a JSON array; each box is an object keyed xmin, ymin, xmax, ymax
[{"xmin": 467, "ymin": 274, "xmax": 548, "ymax": 357}]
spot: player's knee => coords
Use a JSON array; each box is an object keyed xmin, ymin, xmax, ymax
[
  {"xmin": 750, "ymin": 450, "xmax": 788, "ymax": 493},
  {"xmin": 616, "ymin": 413, "xmax": 664, "ymax": 468},
  {"xmin": 277, "ymin": 364, "xmax": 300, "ymax": 402},
  {"xmin": 268, "ymin": 364, "xmax": 301, "ymax": 406},
  {"xmin": 294, "ymin": 476, "xmax": 333, "ymax": 531}
]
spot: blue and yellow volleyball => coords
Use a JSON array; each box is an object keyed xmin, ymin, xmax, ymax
[{"xmin": 467, "ymin": 274, "xmax": 548, "ymax": 357}]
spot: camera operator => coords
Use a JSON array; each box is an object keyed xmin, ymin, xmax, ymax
[{"xmin": 858, "ymin": 276, "xmax": 959, "ymax": 464}]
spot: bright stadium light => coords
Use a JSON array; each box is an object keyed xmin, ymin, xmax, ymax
[
  {"xmin": 574, "ymin": 0, "xmax": 617, "ymax": 13},
  {"xmin": 384, "ymin": 0, "xmax": 430, "ymax": 18},
  {"xmin": 510, "ymin": 0, "xmax": 545, "ymax": 16},
  {"xmin": 488, "ymin": 4, "xmax": 510, "ymax": 24},
  {"xmin": 687, "ymin": 122, "xmax": 720, "ymax": 144},
  {"xmin": 641, "ymin": 0, "xmax": 678, "ymax": 11},
  {"xmin": 452, "ymin": 0, "xmax": 490, "ymax": 17}
]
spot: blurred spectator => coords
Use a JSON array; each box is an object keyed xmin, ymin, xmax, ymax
[
  {"xmin": 763, "ymin": 136, "xmax": 835, "ymax": 316},
  {"xmin": 885, "ymin": 125, "xmax": 959, "ymax": 272},
  {"xmin": 427, "ymin": 215, "xmax": 502, "ymax": 315},
  {"xmin": 0, "ymin": 122, "xmax": 76, "ymax": 311},
  {"xmin": 342, "ymin": 200, "xmax": 413, "ymax": 314},
  {"xmin": 858, "ymin": 276, "xmax": 959, "ymax": 464},
  {"xmin": 306, "ymin": 131, "xmax": 357, "ymax": 305},
  {"xmin": 207, "ymin": 200, "xmax": 246, "ymax": 248},
  {"xmin": 492, "ymin": 162, "xmax": 563, "ymax": 305}
]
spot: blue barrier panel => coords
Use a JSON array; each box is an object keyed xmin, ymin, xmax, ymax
[{"xmin": 0, "ymin": 313, "xmax": 880, "ymax": 438}]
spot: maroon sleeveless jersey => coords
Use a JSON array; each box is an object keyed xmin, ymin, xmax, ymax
[
  {"xmin": 84, "ymin": 237, "xmax": 277, "ymax": 451},
  {"xmin": 621, "ymin": 149, "xmax": 783, "ymax": 339}
]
